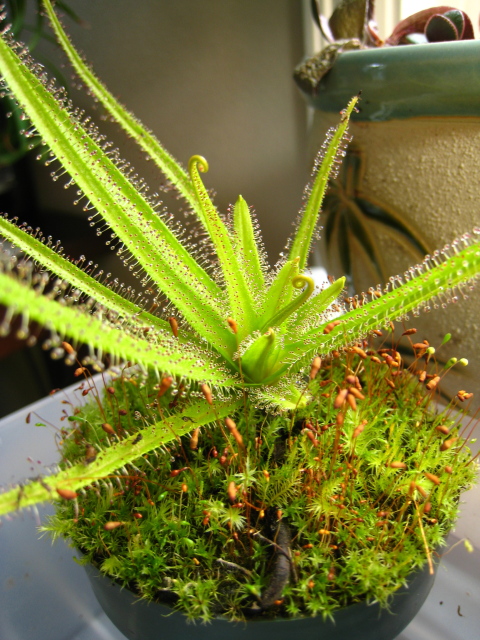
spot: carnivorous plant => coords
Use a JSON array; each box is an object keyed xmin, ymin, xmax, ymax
[{"xmin": 0, "ymin": 1, "xmax": 479, "ymax": 621}]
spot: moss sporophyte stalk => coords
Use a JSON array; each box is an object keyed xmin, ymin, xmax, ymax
[{"xmin": 0, "ymin": 0, "xmax": 479, "ymax": 623}]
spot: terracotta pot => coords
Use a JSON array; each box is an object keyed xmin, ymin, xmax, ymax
[
  {"xmin": 301, "ymin": 40, "xmax": 480, "ymax": 410},
  {"xmin": 84, "ymin": 558, "xmax": 436, "ymax": 640}
]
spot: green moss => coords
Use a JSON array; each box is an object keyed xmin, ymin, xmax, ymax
[{"xmin": 43, "ymin": 338, "xmax": 478, "ymax": 622}]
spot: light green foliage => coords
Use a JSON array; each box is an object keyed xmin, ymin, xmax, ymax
[
  {"xmin": 0, "ymin": 386, "xmax": 241, "ymax": 514},
  {"xmin": 0, "ymin": 2, "xmax": 478, "ymax": 620},
  {"xmin": 0, "ymin": 0, "xmax": 478, "ymax": 514},
  {"xmin": 0, "ymin": 3, "xmax": 479, "ymax": 396}
]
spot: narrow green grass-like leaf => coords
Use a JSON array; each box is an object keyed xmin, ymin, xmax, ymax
[
  {"xmin": 189, "ymin": 157, "xmax": 255, "ymax": 337},
  {"xmin": 0, "ymin": 272, "xmax": 239, "ymax": 386},
  {"xmin": 285, "ymin": 276, "xmax": 345, "ymax": 335},
  {"xmin": 0, "ymin": 397, "xmax": 241, "ymax": 516},
  {"xmin": 264, "ymin": 89, "xmax": 354, "ymax": 316},
  {"xmin": 260, "ymin": 275, "xmax": 315, "ymax": 332},
  {"xmin": 0, "ymin": 35, "xmax": 235, "ymax": 356},
  {"xmin": 259, "ymin": 258, "xmax": 299, "ymax": 323},
  {"xmin": 288, "ymin": 95, "xmax": 358, "ymax": 272},
  {"xmin": 42, "ymin": 0, "xmax": 204, "ymax": 224},
  {"xmin": 0, "ymin": 215, "xmax": 198, "ymax": 344},
  {"xmin": 232, "ymin": 195, "xmax": 266, "ymax": 298},
  {"xmin": 285, "ymin": 240, "xmax": 480, "ymax": 365}
]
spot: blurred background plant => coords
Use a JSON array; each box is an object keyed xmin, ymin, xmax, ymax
[
  {"xmin": 0, "ymin": 0, "xmax": 81, "ymax": 165},
  {"xmin": 313, "ymin": 0, "xmax": 475, "ymax": 48},
  {"xmin": 297, "ymin": 1, "xmax": 478, "ymax": 94}
]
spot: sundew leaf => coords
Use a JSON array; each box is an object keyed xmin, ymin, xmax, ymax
[
  {"xmin": 0, "ymin": 34, "xmax": 236, "ymax": 358},
  {"xmin": 259, "ymin": 258, "xmax": 299, "ymax": 324},
  {"xmin": 252, "ymin": 377, "xmax": 309, "ymax": 412},
  {"xmin": 260, "ymin": 275, "xmax": 315, "ymax": 333},
  {"xmin": 0, "ymin": 271, "xmax": 239, "ymax": 386},
  {"xmin": 189, "ymin": 157, "xmax": 255, "ymax": 337},
  {"xmin": 261, "ymin": 96, "xmax": 357, "ymax": 323},
  {"xmin": 0, "ymin": 397, "xmax": 241, "ymax": 516},
  {"xmin": 41, "ymin": 0, "xmax": 204, "ymax": 223},
  {"xmin": 232, "ymin": 195, "xmax": 266, "ymax": 299},
  {"xmin": 288, "ymin": 95, "xmax": 358, "ymax": 274},
  {"xmin": 285, "ymin": 238, "xmax": 480, "ymax": 367},
  {"xmin": 285, "ymin": 276, "xmax": 345, "ymax": 335},
  {"xmin": 0, "ymin": 215, "xmax": 199, "ymax": 345}
]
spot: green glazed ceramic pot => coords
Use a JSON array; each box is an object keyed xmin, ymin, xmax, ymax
[
  {"xmin": 303, "ymin": 40, "xmax": 480, "ymax": 120},
  {"xmin": 84, "ymin": 559, "xmax": 436, "ymax": 640},
  {"xmin": 302, "ymin": 40, "xmax": 480, "ymax": 409}
]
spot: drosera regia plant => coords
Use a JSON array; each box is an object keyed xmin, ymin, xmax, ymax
[{"xmin": 0, "ymin": 0, "xmax": 479, "ymax": 622}]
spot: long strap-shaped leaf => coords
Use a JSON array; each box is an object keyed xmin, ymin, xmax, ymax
[
  {"xmin": 260, "ymin": 275, "xmax": 315, "ymax": 332},
  {"xmin": 189, "ymin": 156, "xmax": 255, "ymax": 337},
  {"xmin": 261, "ymin": 100, "xmax": 356, "ymax": 320},
  {"xmin": 0, "ymin": 397, "xmax": 241, "ymax": 516},
  {"xmin": 0, "ymin": 35, "xmax": 236, "ymax": 357},
  {"xmin": 232, "ymin": 195, "xmax": 266, "ymax": 299},
  {"xmin": 285, "ymin": 239, "xmax": 480, "ymax": 364},
  {"xmin": 42, "ymin": 0, "xmax": 206, "ymax": 225},
  {"xmin": 288, "ymin": 95, "xmax": 358, "ymax": 272},
  {"xmin": 0, "ymin": 215, "xmax": 198, "ymax": 345},
  {"xmin": 0, "ymin": 272, "xmax": 239, "ymax": 386},
  {"xmin": 285, "ymin": 276, "xmax": 345, "ymax": 335},
  {"xmin": 259, "ymin": 258, "xmax": 299, "ymax": 323}
]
